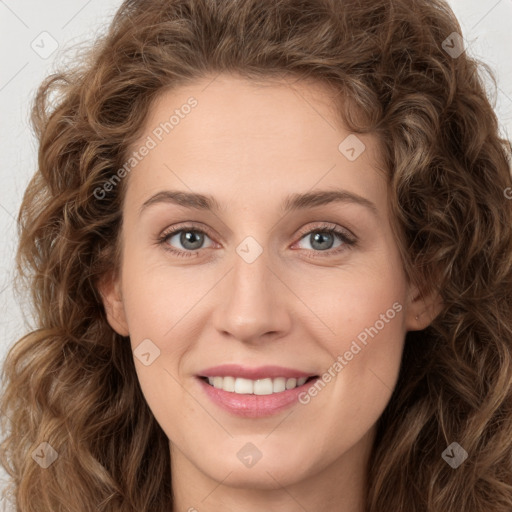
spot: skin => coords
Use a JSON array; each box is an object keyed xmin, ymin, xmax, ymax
[{"xmin": 100, "ymin": 73, "xmax": 441, "ymax": 512}]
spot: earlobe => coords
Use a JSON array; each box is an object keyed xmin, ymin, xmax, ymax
[
  {"xmin": 97, "ymin": 273, "xmax": 130, "ymax": 337},
  {"xmin": 405, "ymin": 282, "xmax": 443, "ymax": 332}
]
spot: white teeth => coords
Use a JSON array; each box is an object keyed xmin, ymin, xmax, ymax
[
  {"xmin": 285, "ymin": 377, "xmax": 297, "ymax": 389},
  {"xmin": 222, "ymin": 375, "xmax": 235, "ymax": 392},
  {"xmin": 272, "ymin": 377, "xmax": 286, "ymax": 393},
  {"xmin": 297, "ymin": 377, "xmax": 307, "ymax": 386},
  {"xmin": 253, "ymin": 378, "xmax": 273, "ymax": 395},
  {"xmin": 234, "ymin": 378, "xmax": 253, "ymax": 394},
  {"xmin": 204, "ymin": 375, "xmax": 312, "ymax": 394}
]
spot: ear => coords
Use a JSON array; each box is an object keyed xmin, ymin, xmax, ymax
[
  {"xmin": 97, "ymin": 271, "xmax": 129, "ymax": 337},
  {"xmin": 404, "ymin": 281, "xmax": 443, "ymax": 332}
]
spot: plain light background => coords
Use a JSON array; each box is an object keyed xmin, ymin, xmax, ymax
[{"xmin": 0, "ymin": 0, "xmax": 511, "ymax": 505}]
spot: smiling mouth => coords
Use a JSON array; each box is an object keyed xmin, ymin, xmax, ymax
[{"xmin": 198, "ymin": 375, "xmax": 318, "ymax": 395}]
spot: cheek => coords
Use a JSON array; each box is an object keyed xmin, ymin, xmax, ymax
[
  {"xmin": 120, "ymin": 251, "xmax": 198, "ymax": 339},
  {"xmin": 303, "ymin": 255, "xmax": 407, "ymax": 410},
  {"xmin": 301, "ymin": 253, "xmax": 406, "ymax": 352},
  {"xmin": 331, "ymin": 274, "xmax": 405, "ymax": 347},
  {"xmin": 120, "ymin": 255, "xmax": 197, "ymax": 436}
]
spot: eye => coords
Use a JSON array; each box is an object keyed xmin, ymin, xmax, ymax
[
  {"xmin": 158, "ymin": 225, "xmax": 214, "ymax": 258},
  {"xmin": 293, "ymin": 223, "xmax": 356, "ymax": 257},
  {"xmin": 157, "ymin": 222, "xmax": 357, "ymax": 259}
]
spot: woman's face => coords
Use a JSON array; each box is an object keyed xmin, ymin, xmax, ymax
[{"xmin": 101, "ymin": 73, "xmax": 429, "ymax": 494}]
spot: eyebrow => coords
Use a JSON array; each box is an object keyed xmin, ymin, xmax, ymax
[{"xmin": 139, "ymin": 188, "xmax": 378, "ymax": 217}]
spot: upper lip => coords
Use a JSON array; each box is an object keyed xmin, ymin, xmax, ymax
[{"xmin": 198, "ymin": 364, "xmax": 318, "ymax": 380}]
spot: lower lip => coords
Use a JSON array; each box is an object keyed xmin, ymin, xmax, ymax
[{"xmin": 197, "ymin": 377, "xmax": 318, "ymax": 418}]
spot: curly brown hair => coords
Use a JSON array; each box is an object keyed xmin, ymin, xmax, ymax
[{"xmin": 1, "ymin": 0, "xmax": 512, "ymax": 510}]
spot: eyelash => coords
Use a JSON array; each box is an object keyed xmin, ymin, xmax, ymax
[{"xmin": 157, "ymin": 222, "xmax": 357, "ymax": 259}]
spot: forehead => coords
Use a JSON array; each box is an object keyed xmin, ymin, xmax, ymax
[{"xmin": 123, "ymin": 74, "xmax": 387, "ymax": 214}]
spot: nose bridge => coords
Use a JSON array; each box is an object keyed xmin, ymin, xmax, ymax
[
  {"xmin": 232, "ymin": 241, "xmax": 271, "ymax": 301},
  {"xmin": 212, "ymin": 239, "xmax": 291, "ymax": 341}
]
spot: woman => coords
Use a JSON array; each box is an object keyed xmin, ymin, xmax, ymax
[{"xmin": 1, "ymin": 0, "xmax": 511, "ymax": 510}]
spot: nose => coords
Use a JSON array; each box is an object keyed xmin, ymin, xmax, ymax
[{"xmin": 211, "ymin": 248, "xmax": 292, "ymax": 345}]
